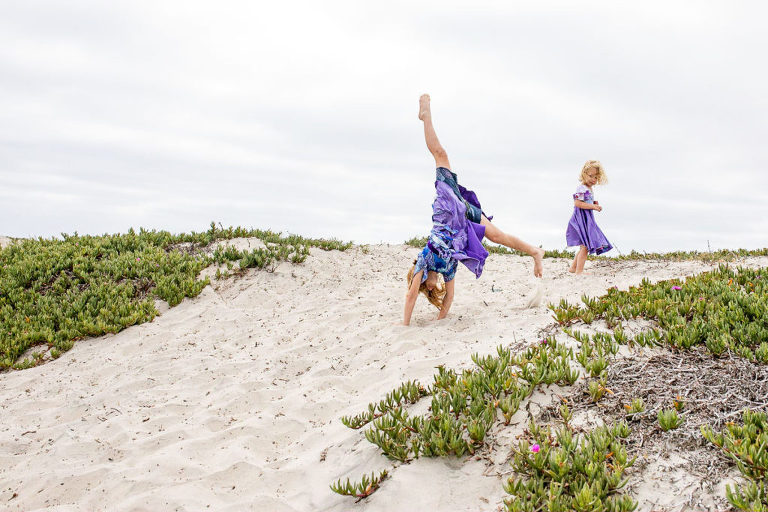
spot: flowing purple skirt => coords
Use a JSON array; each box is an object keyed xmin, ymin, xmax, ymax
[{"xmin": 566, "ymin": 208, "xmax": 612, "ymax": 255}]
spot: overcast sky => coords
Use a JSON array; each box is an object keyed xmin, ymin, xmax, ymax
[{"xmin": 1, "ymin": 1, "xmax": 766, "ymax": 253}]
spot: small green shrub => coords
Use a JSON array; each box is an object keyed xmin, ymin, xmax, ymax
[
  {"xmin": 330, "ymin": 470, "xmax": 388, "ymax": 500},
  {"xmin": 702, "ymin": 409, "xmax": 768, "ymax": 510},
  {"xmin": 549, "ymin": 265, "xmax": 768, "ymax": 362},
  {"xmin": 0, "ymin": 223, "xmax": 351, "ymax": 369},
  {"xmin": 504, "ymin": 414, "xmax": 636, "ymax": 511},
  {"xmin": 658, "ymin": 409, "xmax": 684, "ymax": 431}
]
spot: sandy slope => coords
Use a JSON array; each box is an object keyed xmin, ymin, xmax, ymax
[{"xmin": 1, "ymin": 241, "xmax": 765, "ymax": 511}]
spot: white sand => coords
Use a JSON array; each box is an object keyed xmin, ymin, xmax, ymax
[{"xmin": 0, "ymin": 242, "xmax": 765, "ymax": 511}]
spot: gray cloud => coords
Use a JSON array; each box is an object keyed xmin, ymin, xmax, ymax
[{"xmin": 1, "ymin": 1, "xmax": 766, "ymax": 253}]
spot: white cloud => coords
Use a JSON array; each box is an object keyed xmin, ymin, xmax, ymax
[{"xmin": 0, "ymin": 1, "xmax": 766, "ymax": 252}]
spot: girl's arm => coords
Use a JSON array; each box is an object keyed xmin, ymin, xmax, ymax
[
  {"xmin": 436, "ymin": 279, "xmax": 455, "ymax": 320},
  {"xmin": 403, "ymin": 270, "xmax": 424, "ymax": 326},
  {"xmin": 574, "ymin": 199, "xmax": 601, "ymax": 211}
]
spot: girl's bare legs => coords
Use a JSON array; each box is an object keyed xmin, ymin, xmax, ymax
[
  {"xmin": 420, "ymin": 93, "xmax": 543, "ymax": 278},
  {"xmin": 569, "ymin": 253, "xmax": 578, "ymax": 273},
  {"xmin": 419, "ymin": 94, "xmax": 451, "ymax": 169},
  {"xmin": 574, "ymin": 245, "xmax": 588, "ymax": 274},
  {"xmin": 481, "ymin": 215, "xmax": 545, "ymax": 278}
]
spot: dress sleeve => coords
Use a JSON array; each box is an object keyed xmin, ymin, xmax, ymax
[{"xmin": 573, "ymin": 185, "xmax": 588, "ymax": 201}]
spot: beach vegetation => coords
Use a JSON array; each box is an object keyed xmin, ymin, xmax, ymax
[
  {"xmin": 549, "ymin": 265, "xmax": 768, "ymax": 362},
  {"xmin": 587, "ymin": 377, "xmax": 611, "ymax": 403},
  {"xmin": 340, "ymin": 380, "xmax": 428, "ymax": 429},
  {"xmin": 0, "ymin": 223, "xmax": 351, "ymax": 370},
  {"xmin": 504, "ymin": 408, "xmax": 637, "ymax": 512},
  {"xmin": 403, "ymin": 239, "xmax": 768, "ymax": 262},
  {"xmin": 624, "ymin": 398, "xmax": 645, "ymax": 419},
  {"xmin": 341, "ymin": 338, "xmax": 576, "ymax": 464},
  {"xmin": 330, "ymin": 470, "xmax": 388, "ymax": 501},
  {"xmin": 702, "ymin": 409, "xmax": 768, "ymax": 510},
  {"xmin": 657, "ymin": 408, "xmax": 684, "ymax": 431}
]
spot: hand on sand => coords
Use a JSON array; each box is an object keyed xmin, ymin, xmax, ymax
[{"xmin": 418, "ymin": 94, "xmax": 431, "ymax": 121}]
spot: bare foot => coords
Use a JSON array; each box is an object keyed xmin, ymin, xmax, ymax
[
  {"xmin": 568, "ymin": 268, "xmax": 576, "ymax": 273},
  {"xmin": 533, "ymin": 248, "xmax": 544, "ymax": 278},
  {"xmin": 418, "ymin": 94, "xmax": 431, "ymax": 120}
]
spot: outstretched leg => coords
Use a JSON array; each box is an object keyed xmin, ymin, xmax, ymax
[
  {"xmin": 481, "ymin": 215, "xmax": 545, "ymax": 278},
  {"xmin": 419, "ymin": 94, "xmax": 451, "ymax": 169}
]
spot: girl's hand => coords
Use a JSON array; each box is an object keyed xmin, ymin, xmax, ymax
[{"xmin": 594, "ymin": 205, "xmax": 603, "ymax": 212}]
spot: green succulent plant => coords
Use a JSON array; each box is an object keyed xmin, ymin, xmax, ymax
[
  {"xmin": 549, "ymin": 265, "xmax": 768, "ymax": 363},
  {"xmin": 0, "ymin": 223, "xmax": 351, "ymax": 369},
  {"xmin": 624, "ymin": 398, "xmax": 645, "ymax": 419},
  {"xmin": 330, "ymin": 470, "xmax": 388, "ymax": 500},
  {"xmin": 702, "ymin": 409, "xmax": 768, "ymax": 510},
  {"xmin": 336, "ymin": 338, "xmax": 582, "ymax": 496},
  {"xmin": 504, "ymin": 415, "xmax": 636, "ymax": 512},
  {"xmin": 658, "ymin": 408, "xmax": 684, "ymax": 431}
]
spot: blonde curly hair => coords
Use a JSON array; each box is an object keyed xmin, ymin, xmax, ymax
[
  {"xmin": 579, "ymin": 160, "xmax": 608, "ymax": 185},
  {"xmin": 407, "ymin": 261, "xmax": 445, "ymax": 309}
]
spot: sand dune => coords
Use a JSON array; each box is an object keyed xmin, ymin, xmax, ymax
[{"xmin": 1, "ymin": 241, "xmax": 765, "ymax": 511}]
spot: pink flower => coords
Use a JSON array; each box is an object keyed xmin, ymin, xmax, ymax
[
  {"xmin": 531, "ymin": 444, "xmax": 540, "ymax": 453},
  {"xmin": 136, "ymin": 257, "xmax": 141, "ymax": 261},
  {"xmin": 671, "ymin": 286, "xmax": 682, "ymax": 291},
  {"xmin": 540, "ymin": 339, "xmax": 547, "ymax": 345}
]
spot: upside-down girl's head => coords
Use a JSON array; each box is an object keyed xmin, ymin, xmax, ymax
[
  {"xmin": 579, "ymin": 160, "xmax": 608, "ymax": 187},
  {"xmin": 407, "ymin": 261, "xmax": 446, "ymax": 309}
]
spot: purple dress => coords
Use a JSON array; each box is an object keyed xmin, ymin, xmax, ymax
[
  {"xmin": 565, "ymin": 184, "xmax": 612, "ymax": 255},
  {"xmin": 414, "ymin": 168, "xmax": 489, "ymax": 282}
]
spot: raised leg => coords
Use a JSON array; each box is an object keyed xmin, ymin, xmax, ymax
[
  {"xmin": 481, "ymin": 216, "xmax": 544, "ymax": 278},
  {"xmin": 419, "ymin": 94, "xmax": 451, "ymax": 169}
]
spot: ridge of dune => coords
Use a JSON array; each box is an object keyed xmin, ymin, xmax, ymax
[{"xmin": 1, "ymin": 240, "xmax": 766, "ymax": 511}]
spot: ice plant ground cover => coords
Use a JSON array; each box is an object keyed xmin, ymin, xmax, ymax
[
  {"xmin": 0, "ymin": 223, "xmax": 351, "ymax": 370},
  {"xmin": 336, "ymin": 262, "xmax": 768, "ymax": 509},
  {"xmin": 504, "ymin": 411, "xmax": 637, "ymax": 511},
  {"xmin": 547, "ymin": 263, "xmax": 768, "ymax": 510},
  {"xmin": 404, "ymin": 237, "xmax": 768, "ymax": 262},
  {"xmin": 702, "ymin": 410, "xmax": 768, "ymax": 511},
  {"xmin": 550, "ymin": 264, "xmax": 768, "ymax": 362}
]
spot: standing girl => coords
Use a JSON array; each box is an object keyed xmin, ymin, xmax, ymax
[
  {"xmin": 566, "ymin": 160, "xmax": 612, "ymax": 274},
  {"xmin": 402, "ymin": 95, "xmax": 545, "ymax": 325}
]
